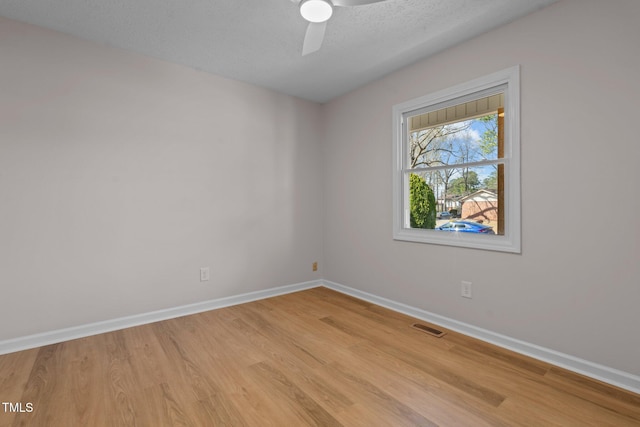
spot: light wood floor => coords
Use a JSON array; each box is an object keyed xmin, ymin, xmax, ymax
[{"xmin": 1, "ymin": 287, "xmax": 639, "ymax": 426}]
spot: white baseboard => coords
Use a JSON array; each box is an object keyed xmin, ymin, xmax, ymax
[
  {"xmin": 2, "ymin": 278, "xmax": 638, "ymax": 395},
  {"xmin": 0, "ymin": 280, "xmax": 322, "ymax": 356},
  {"xmin": 321, "ymin": 280, "xmax": 640, "ymax": 395}
]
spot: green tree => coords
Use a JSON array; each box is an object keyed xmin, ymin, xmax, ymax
[
  {"xmin": 478, "ymin": 114, "xmax": 498, "ymax": 158},
  {"xmin": 483, "ymin": 171, "xmax": 498, "ymax": 190},
  {"xmin": 449, "ymin": 171, "xmax": 481, "ymax": 195},
  {"xmin": 409, "ymin": 174, "xmax": 436, "ymax": 229},
  {"xmin": 477, "ymin": 114, "xmax": 500, "ymax": 190}
]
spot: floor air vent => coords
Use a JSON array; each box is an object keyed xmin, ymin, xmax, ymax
[{"xmin": 412, "ymin": 323, "xmax": 446, "ymax": 338}]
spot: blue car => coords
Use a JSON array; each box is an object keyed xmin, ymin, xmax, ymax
[{"xmin": 436, "ymin": 220, "xmax": 495, "ymax": 234}]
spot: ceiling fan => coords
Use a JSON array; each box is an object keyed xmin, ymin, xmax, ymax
[{"xmin": 294, "ymin": 0, "xmax": 387, "ymax": 56}]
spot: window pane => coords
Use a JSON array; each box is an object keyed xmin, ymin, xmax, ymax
[
  {"xmin": 408, "ymin": 165, "xmax": 504, "ymax": 235},
  {"xmin": 409, "ymin": 114, "xmax": 500, "ymax": 169}
]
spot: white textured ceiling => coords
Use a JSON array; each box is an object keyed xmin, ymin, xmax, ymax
[{"xmin": 0, "ymin": 0, "xmax": 558, "ymax": 103}]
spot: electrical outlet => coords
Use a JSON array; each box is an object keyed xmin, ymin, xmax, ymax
[
  {"xmin": 461, "ymin": 281, "xmax": 472, "ymax": 298},
  {"xmin": 312, "ymin": 262, "xmax": 318, "ymax": 272},
  {"xmin": 200, "ymin": 267, "xmax": 210, "ymax": 282}
]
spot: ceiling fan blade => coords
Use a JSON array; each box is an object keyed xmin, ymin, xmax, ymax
[
  {"xmin": 302, "ymin": 21, "xmax": 327, "ymax": 56},
  {"xmin": 332, "ymin": 0, "xmax": 386, "ymax": 6}
]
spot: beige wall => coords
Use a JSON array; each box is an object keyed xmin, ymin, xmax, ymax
[
  {"xmin": 0, "ymin": 17, "xmax": 323, "ymax": 340},
  {"xmin": 322, "ymin": 0, "xmax": 640, "ymax": 375}
]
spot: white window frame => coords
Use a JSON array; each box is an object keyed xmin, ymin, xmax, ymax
[{"xmin": 392, "ymin": 66, "xmax": 521, "ymax": 253}]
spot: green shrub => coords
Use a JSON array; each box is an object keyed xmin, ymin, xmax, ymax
[{"xmin": 409, "ymin": 174, "xmax": 436, "ymax": 229}]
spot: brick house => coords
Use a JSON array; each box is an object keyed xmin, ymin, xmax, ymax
[{"xmin": 460, "ymin": 189, "xmax": 498, "ymax": 222}]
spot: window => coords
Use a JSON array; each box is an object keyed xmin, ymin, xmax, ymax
[{"xmin": 392, "ymin": 66, "xmax": 520, "ymax": 252}]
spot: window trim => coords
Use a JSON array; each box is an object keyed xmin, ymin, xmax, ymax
[{"xmin": 392, "ymin": 66, "xmax": 521, "ymax": 253}]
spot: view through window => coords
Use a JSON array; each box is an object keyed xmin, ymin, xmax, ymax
[
  {"xmin": 407, "ymin": 94, "xmax": 504, "ymax": 236},
  {"xmin": 392, "ymin": 66, "xmax": 520, "ymax": 252}
]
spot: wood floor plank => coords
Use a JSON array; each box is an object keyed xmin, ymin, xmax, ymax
[
  {"xmin": 226, "ymin": 317, "xmax": 356, "ymax": 414},
  {"xmin": 0, "ymin": 348, "xmax": 39, "ymax": 427},
  {"xmin": 101, "ymin": 330, "xmax": 142, "ymax": 426},
  {"xmin": 122, "ymin": 324, "xmax": 171, "ymax": 390},
  {"xmin": 322, "ymin": 361, "xmax": 439, "ymax": 427},
  {"xmin": 499, "ymin": 393, "xmax": 640, "ymax": 427},
  {"xmin": 138, "ymin": 382, "xmax": 198, "ymax": 427},
  {"xmin": 248, "ymin": 361, "xmax": 343, "ymax": 427},
  {"xmin": 259, "ymin": 297, "xmax": 365, "ymax": 350},
  {"xmin": 149, "ymin": 319, "xmax": 250, "ymax": 426},
  {"xmin": 446, "ymin": 333, "xmax": 550, "ymax": 376},
  {"xmin": 227, "ymin": 303, "xmax": 328, "ymax": 369},
  {"xmin": 544, "ymin": 366, "xmax": 640, "ymax": 421},
  {"xmin": 14, "ymin": 343, "xmax": 65, "ymax": 426},
  {"xmin": 1, "ymin": 287, "xmax": 639, "ymax": 426},
  {"xmin": 64, "ymin": 336, "xmax": 109, "ymax": 426},
  {"xmin": 318, "ymin": 314, "xmax": 507, "ymax": 407},
  {"xmin": 346, "ymin": 341, "xmax": 512, "ymax": 427}
]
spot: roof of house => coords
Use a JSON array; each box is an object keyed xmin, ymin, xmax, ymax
[{"xmin": 459, "ymin": 189, "xmax": 498, "ymax": 202}]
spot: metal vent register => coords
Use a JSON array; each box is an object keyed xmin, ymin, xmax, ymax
[{"xmin": 411, "ymin": 323, "xmax": 446, "ymax": 338}]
